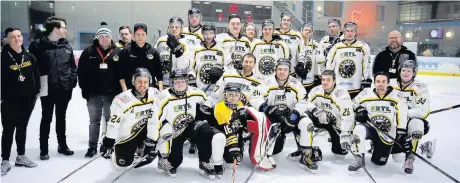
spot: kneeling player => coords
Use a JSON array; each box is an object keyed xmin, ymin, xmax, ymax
[
  {"xmin": 392, "ymin": 60, "xmax": 433, "ymax": 174},
  {"xmin": 288, "ymin": 70, "xmax": 354, "ymax": 172},
  {"xmin": 346, "ymin": 71, "xmax": 409, "ymax": 172},
  {"xmin": 101, "ymin": 68, "xmax": 161, "ymax": 169},
  {"xmin": 153, "ymin": 69, "xmax": 226, "ymax": 179}
]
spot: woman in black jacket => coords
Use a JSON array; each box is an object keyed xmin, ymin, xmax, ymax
[
  {"xmin": 28, "ymin": 16, "xmax": 78, "ymax": 160},
  {"xmin": 1, "ymin": 28, "xmax": 40, "ymax": 176}
]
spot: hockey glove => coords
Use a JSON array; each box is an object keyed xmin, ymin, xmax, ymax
[
  {"xmin": 311, "ymin": 107, "xmax": 328, "ymax": 124},
  {"xmin": 361, "ymin": 78, "xmax": 372, "ymax": 90},
  {"xmin": 101, "ymin": 137, "xmax": 115, "ymax": 159},
  {"xmin": 228, "ymin": 143, "xmax": 242, "ymax": 162},
  {"xmin": 135, "ymin": 139, "xmax": 158, "ymax": 168},
  {"xmin": 188, "ymin": 74, "xmax": 197, "ymax": 87},
  {"xmin": 287, "ymin": 110, "xmax": 301, "ymax": 127},
  {"xmin": 340, "ymin": 133, "xmax": 352, "ymax": 150},
  {"xmin": 166, "ymin": 33, "xmax": 184, "ymax": 58},
  {"xmin": 313, "ymin": 75, "xmax": 321, "ymax": 87},
  {"xmin": 401, "ymin": 135, "xmax": 413, "ymax": 154},
  {"xmin": 209, "ymin": 64, "xmax": 224, "ymax": 84},
  {"xmin": 354, "ymin": 106, "xmax": 369, "ymax": 123},
  {"xmin": 294, "ymin": 62, "xmax": 307, "ymax": 79}
]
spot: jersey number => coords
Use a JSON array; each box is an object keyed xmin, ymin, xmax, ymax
[
  {"xmin": 110, "ymin": 115, "xmax": 121, "ymax": 123},
  {"xmin": 224, "ymin": 125, "xmax": 233, "ymax": 135},
  {"xmin": 253, "ymin": 90, "xmax": 261, "ymax": 96},
  {"xmin": 416, "ymin": 98, "xmax": 426, "ymax": 105},
  {"xmin": 342, "ymin": 108, "xmax": 351, "ymax": 116}
]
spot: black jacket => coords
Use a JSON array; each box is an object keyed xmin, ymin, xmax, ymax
[
  {"xmin": 373, "ymin": 45, "xmax": 416, "ymax": 79},
  {"xmin": 29, "ymin": 36, "xmax": 78, "ymax": 91},
  {"xmin": 1, "ymin": 45, "xmax": 41, "ymax": 100},
  {"xmin": 77, "ymin": 39, "xmax": 122, "ymax": 100},
  {"xmin": 117, "ymin": 40, "xmax": 163, "ymax": 89}
]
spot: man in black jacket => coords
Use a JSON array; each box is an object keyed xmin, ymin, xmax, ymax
[
  {"xmin": 373, "ymin": 30, "xmax": 417, "ymax": 79},
  {"xmin": 1, "ymin": 28, "xmax": 40, "ymax": 176},
  {"xmin": 28, "ymin": 16, "xmax": 78, "ymax": 160},
  {"xmin": 117, "ymin": 23, "xmax": 163, "ymax": 91},
  {"xmin": 78, "ymin": 23, "xmax": 122, "ymax": 158}
]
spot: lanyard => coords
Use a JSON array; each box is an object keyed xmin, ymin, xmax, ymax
[
  {"xmin": 96, "ymin": 47, "xmax": 113, "ymax": 64},
  {"xmin": 390, "ymin": 52, "xmax": 400, "ymax": 68},
  {"xmin": 8, "ymin": 52, "xmax": 25, "ymax": 76}
]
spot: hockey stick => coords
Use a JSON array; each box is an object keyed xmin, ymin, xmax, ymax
[
  {"xmin": 430, "ymin": 104, "xmax": 460, "ymax": 115},
  {"xmin": 232, "ymin": 159, "xmax": 237, "ymax": 183},
  {"xmin": 366, "ymin": 121, "xmax": 460, "ymax": 183},
  {"xmin": 111, "ymin": 126, "xmax": 185, "ymax": 183},
  {"xmin": 348, "ymin": 149, "xmax": 377, "ymax": 183},
  {"xmin": 245, "ymin": 122, "xmax": 283, "ymax": 183}
]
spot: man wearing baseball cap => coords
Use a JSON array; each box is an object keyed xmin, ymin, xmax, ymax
[{"xmin": 116, "ymin": 23, "xmax": 163, "ymax": 91}]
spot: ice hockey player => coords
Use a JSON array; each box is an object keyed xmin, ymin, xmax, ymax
[
  {"xmin": 183, "ymin": 7, "xmax": 204, "ymax": 43},
  {"xmin": 151, "ymin": 69, "xmax": 226, "ymax": 179},
  {"xmin": 243, "ymin": 22, "xmax": 260, "ymax": 43},
  {"xmin": 251, "ymin": 19, "xmax": 290, "ymax": 80},
  {"xmin": 216, "ymin": 14, "xmax": 252, "ymax": 70},
  {"xmin": 208, "ymin": 53, "xmax": 267, "ymax": 110},
  {"xmin": 295, "ymin": 22, "xmax": 321, "ymax": 93},
  {"xmin": 346, "ymin": 71, "xmax": 409, "ymax": 173},
  {"xmin": 274, "ymin": 13, "xmax": 302, "ymax": 74},
  {"xmin": 287, "ymin": 70, "xmax": 354, "ymax": 172},
  {"xmin": 326, "ymin": 22, "xmax": 372, "ymax": 99},
  {"xmin": 191, "ymin": 23, "xmax": 225, "ymax": 94},
  {"xmin": 258, "ymin": 58, "xmax": 306, "ymax": 169},
  {"xmin": 391, "ymin": 60, "xmax": 433, "ymax": 174},
  {"xmin": 100, "ymin": 68, "xmax": 161, "ymax": 169},
  {"xmin": 317, "ymin": 19, "xmax": 344, "ymax": 73}
]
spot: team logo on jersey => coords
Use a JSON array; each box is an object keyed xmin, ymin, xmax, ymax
[
  {"xmin": 202, "ymin": 55, "xmax": 217, "ymax": 61},
  {"xmin": 338, "ymin": 59, "xmax": 356, "ymax": 78},
  {"xmin": 259, "ymin": 56, "xmax": 276, "ymax": 75},
  {"xmin": 113, "ymin": 55, "xmax": 119, "ymax": 62},
  {"xmin": 173, "ymin": 113, "xmax": 194, "ymax": 133},
  {"xmin": 370, "ymin": 115, "xmax": 391, "ymax": 132},
  {"xmin": 283, "ymin": 39, "xmax": 292, "ymax": 44},
  {"xmin": 173, "ymin": 103, "xmax": 193, "ymax": 112},
  {"xmin": 187, "ymin": 39, "xmax": 196, "ymax": 45},
  {"xmin": 131, "ymin": 118, "xmax": 148, "ymax": 134},
  {"xmin": 198, "ymin": 63, "xmax": 213, "ymax": 84},
  {"xmin": 147, "ymin": 54, "xmax": 154, "ymax": 60},
  {"xmin": 261, "ymin": 48, "xmax": 276, "ymax": 54},
  {"xmin": 340, "ymin": 52, "xmax": 356, "ymax": 58},
  {"xmin": 135, "ymin": 109, "xmax": 153, "ymax": 119},
  {"xmin": 371, "ymin": 106, "xmax": 391, "ymax": 113}
]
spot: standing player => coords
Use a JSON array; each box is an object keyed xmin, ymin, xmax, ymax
[
  {"xmin": 346, "ymin": 71, "xmax": 409, "ymax": 172},
  {"xmin": 251, "ymin": 19, "xmax": 290, "ymax": 81},
  {"xmin": 243, "ymin": 22, "xmax": 260, "ymax": 43},
  {"xmin": 287, "ymin": 70, "xmax": 354, "ymax": 172},
  {"xmin": 152, "ymin": 69, "xmax": 226, "ymax": 179},
  {"xmin": 192, "ymin": 23, "xmax": 225, "ymax": 94},
  {"xmin": 326, "ymin": 22, "xmax": 372, "ymax": 99},
  {"xmin": 392, "ymin": 60, "xmax": 433, "ymax": 174},
  {"xmin": 216, "ymin": 14, "xmax": 252, "ymax": 71},
  {"xmin": 317, "ymin": 19, "xmax": 344, "ymax": 73},
  {"xmin": 295, "ymin": 22, "xmax": 321, "ymax": 93},
  {"xmin": 100, "ymin": 68, "xmax": 161, "ymax": 169},
  {"xmin": 258, "ymin": 58, "xmax": 306, "ymax": 168},
  {"xmin": 275, "ymin": 13, "xmax": 302, "ymax": 74},
  {"xmin": 183, "ymin": 8, "xmax": 203, "ymax": 43}
]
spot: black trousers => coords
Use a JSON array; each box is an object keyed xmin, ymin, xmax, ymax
[
  {"xmin": 39, "ymin": 88, "xmax": 73, "ymax": 154},
  {"xmin": 1, "ymin": 96, "xmax": 37, "ymax": 161},
  {"xmin": 364, "ymin": 124, "xmax": 394, "ymax": 165},
  {"xmin": 114, "ymin": 126, "xmax": 147, "ymax": 167}
]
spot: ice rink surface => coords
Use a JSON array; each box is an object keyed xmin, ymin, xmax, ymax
[{"xmin": 1, "ymin": 75, "xmax": 460, "ymax": 183}]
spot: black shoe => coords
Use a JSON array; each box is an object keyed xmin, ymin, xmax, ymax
[
  {"xmin": 189, "ymin": 142, "xmax": 196, "ymax": 154},
  {"xmin": 58, "ymin": 146, "xmax": 74, "ymax": 156},
  {"xmin": 84, "ymin": 147, "xmax": 97, "ymax": 158},
  {"xmin": 40, "ymin": 154, "xmax": 50, "ymax": 160},
  {"xmin": 214, "ymin": 165, "xmax": 223, "ymax": 179}
]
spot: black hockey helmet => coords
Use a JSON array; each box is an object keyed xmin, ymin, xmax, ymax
[
  {"xmin": 131, "ymin": 67, "xmax": 152, "ymax": 85},
  {"xmin": 276, "ymin": 58, "xmax": 291, "ymax": 69},
  {"xmin": 224, "ymin": 82, "xmax": 241, "ymax": 93},
  {"xmin": 398, "ymin": 59, "xmax": 418, "ymax": 79},
  {"xmin": 202, "ymin": 23, "xmax": 216, "ymax": 33},
  {"xmin": 170, "ymin": 69, "xmax": 189, "ymax": 96},
  {"xmin": 262, "ymin": 19, "xmax": 275, "ymax": 28},
  {"xmin": 169, "ymin": 17, "xmax": 184, "ymax": 26},
  {"xmin": 343, "ymin": 22, "xmax": 358, "ymax": 31},
  {"xmin": 188, "ymin": 7, "xmax": 201, "ymax": 15},
  {"xmin": 223, "ymin": 82, "xmax": 242, "ymax": 109}
]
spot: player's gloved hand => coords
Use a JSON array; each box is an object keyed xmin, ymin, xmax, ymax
[
  {"xmin": 401, "ymin": 135, "xmax": 413, "ymax": 154},
  {"xmin": 295, "ymin": 62, "xmax": 307, "ymax": 79},
  {"xmin": 262, "ymin": 105, "xmax": 284, "ymax": 122},
  {"xmin": 361, "ymin": 78, "xmax": 372, "ymax": 90},
  {"xmin": 354, "ymin": 106, "xmax": 369, "ymax": 123},
  {"xmin": 311, "ymin": 107, "xmax": 328, "ymax": 124},
  {"xmin": 188, "ymin": 74, "xmax": 197, "ymax": 87},
  {"xmin": 209, "ymin": 64, "xmax": 224, "ymax": 84},
  {"xmin": 228, "ymin": 144, "xmax": 242, "ymax": 163},
  {"xmin": 313, "ymin": 75, "xmax": 321, "ymax": 86},
  {"xmin": 101, "ymin": 137, "xmax": 115, "ymax": 159},
  {"xmin": 340, "ymin": 133, "xmax": 353, "ymax": 150},
  {"xmin": 287, "ymin": 110, "xmax": 301, "ymax": 127},
  {"xmin": 166, "ymin": 33, "xmax": 184, "ymax": 57},
  {"xmin": 134, "ymin": 139, "xmax": 158, "ymax": 168}
]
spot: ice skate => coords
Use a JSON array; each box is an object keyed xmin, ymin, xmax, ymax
[
  {"xmin": 403, "ymin": 158, "xmax": 414, "ymax": 174},
  {"xmin": 214, "ymin": 164, "xmax": 223, "ymax": 179},
  {"xmin": 299, "ymin": 150, "xmax": 318, "ymax": 174},
  {"xmin": 420, "ymin": 139, "xmax": 435, "ymax": 158},
  {"xmin": 348, "ymin": 153, "xmax": 365, "ymax": 175},
  {"xmin": 198, "ymin": 161, "xmax": 216, "ymax": 179},
  {"xmin": 157, "ymin": 158, "xmax": 176, "ymax": 177}
]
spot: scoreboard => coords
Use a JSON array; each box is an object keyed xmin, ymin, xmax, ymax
[{"xmin": 191, "ymin": 1, "xmax": 272, "ymax": 24}]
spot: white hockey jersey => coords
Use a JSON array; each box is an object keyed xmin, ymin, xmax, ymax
[
  {"xmin": 393, "ymin": 80, "xmax": 430, "ymax": 119},
  {"xmin": 155, "ymin": 35, "xmax": 172, "ymax": 86},
  {"xmin": 317, "ymin": 34, "xmax": 345, "ymax": 72},
  {"xmin": 251, "ymin": 37, "xmax": 290, "ymax": 79},
  {"xmin": 183, "ymin": 26, "xmax": 203, "ymax": 43},
  {"xmin": 274, "ymin": 29, "xmax": 302, "ymax": 73},
  {"xmin": 148, "ymin": 87, "xmax": 207, "ymax": 141},
  {"xmin": 215, "ymin": 33, "xmax": 252, "ymax": 70},
  {"xmin": 326, "ymin": 40, "xmax": 372, "ymax": 94},
  {"xmin": 106, "ymin": 88, "xmax": 161, "ymax": 142},
  {"xmin": 170, "ymin": 34, "xmax": 200, "ymax": 72},
  {"xmin": 192, "ymin": 42, "xmax": 226, "ymax": 90},
  {"xmin": 208, "ymin": 69, "xmax": 267, "ymax": 110},
  {"xmin": 294, "ymin": 85, "xmax": 355, "ymax": 132},
  {"xmin": 264, "ymin": 76, "xmax": 306, "ymax": 111},
  {"xmin": 352, "ymin": 88, "xmax": 408, "ymax": 143},
  {"xmin": 297, "ymin": 39, "xmax": 320, "ymax": 87}
]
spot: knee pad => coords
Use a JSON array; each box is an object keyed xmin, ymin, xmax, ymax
[
  {"xmin": 353, "ymin": 125, "xmax": 367, "ymax": 138},
  {"xmin": 212, "ymin": 133, "xmax": 226, "ymax": 148},
  {"xmin": 211, "ymin": 133, "xmax": 226, "ymax": 165},
  {"xmin": 111, "ymin": 153, "xmax": 133, "ymax": 169},
  {"xmin": 408, "ymin": 118, "xmax": 424, "ymax": 137},
  {"xmin": 392, "ymin": 153, "xmax": 405, "ymax": 163}
]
